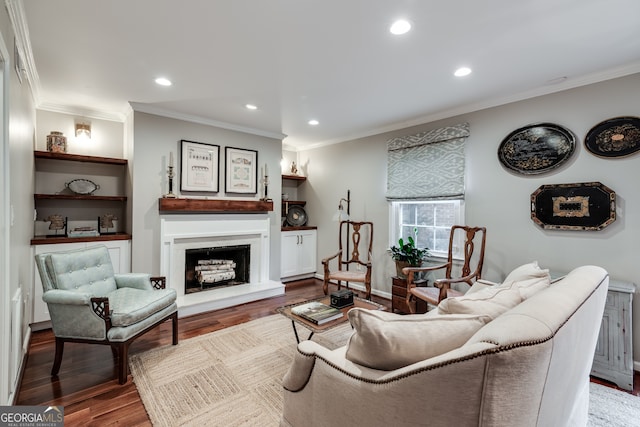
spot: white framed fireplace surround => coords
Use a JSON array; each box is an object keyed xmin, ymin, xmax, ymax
[{"xmin": 160, "ymin": 213, "xmax": 284, "ymax": 317}]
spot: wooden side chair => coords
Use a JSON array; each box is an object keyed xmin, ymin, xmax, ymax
[
  {"xmin": 322, "ymin": 221, "xmax": 373, "ymax": 299},
  {"xmin": 404, "ymin": 225, "xmax": 486, "ymax": 313}
]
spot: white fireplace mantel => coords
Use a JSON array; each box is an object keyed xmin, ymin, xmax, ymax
[{"xmin": 160, "ymin": 213, "xmax": 284, "ymax": 317}]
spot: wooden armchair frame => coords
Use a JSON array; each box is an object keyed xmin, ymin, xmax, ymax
[{"xmin": 404, "ymin": 225, "xmax": 486, "ymax": 313}]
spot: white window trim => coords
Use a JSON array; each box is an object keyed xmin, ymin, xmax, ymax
[{"xmin": 389, "ymin": 200, "xmax": 465, "ymax": 260}]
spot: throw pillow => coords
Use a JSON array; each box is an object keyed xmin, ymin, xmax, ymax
[
  {"xmin": 345, "ymin": 308, "xmax": 491, "ymax": 370},
  {"xmin": 502, "ymin": 261, "xmax": 551, "ymax": 300},
  {"xmin": 437, "ymin": 282, "xmax": 522, "ymax": 319},
  {"xmin": 504, "ymin": 261, "xmax": 549, "ymax": 283}
]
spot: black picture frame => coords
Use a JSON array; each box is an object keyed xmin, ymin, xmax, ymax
[
  {"xmin": 225, "ymin": 147, "xmax": 258, "ymax": 194},
  {"xmin": 498, "ymin": 123, "xmax": 576, "ymax": 175},
  {"xmin": 180, "ymin": 140, "xmax": 220, "ymax": 193}
]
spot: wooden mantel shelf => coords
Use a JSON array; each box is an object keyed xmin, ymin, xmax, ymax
[{"xmin": 158, "ymin": 198, "xmax": 274, "ymax": 213}]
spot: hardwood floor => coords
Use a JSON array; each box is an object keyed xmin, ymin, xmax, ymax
[
  {"xmin": 17, "ymin": 278, "xmax": 638, "ymax": 426},
  {"xmin": 17, "ymin": 279, "xmax": 384, "ymax": 425}
]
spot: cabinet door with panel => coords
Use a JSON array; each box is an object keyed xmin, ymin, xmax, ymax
[
  {"xmin": 32, "ymin": 240, "xmax": 131, "ymax": 328},
  {"xmin": 281, "ymin": 229, "xmax": 317, "ymax": 281}
]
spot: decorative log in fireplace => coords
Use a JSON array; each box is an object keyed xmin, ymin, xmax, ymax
[{"xmin": 185, "ymin": 245, "xmax": 250, "ymax": 294}]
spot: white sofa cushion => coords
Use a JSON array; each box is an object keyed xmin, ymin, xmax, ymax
[
  {"xmin": 345, "ymin": 308, "xmax": 491, "ymax": 370},
  {"xmin": 438, "ymin": 282, "xmax": 522, "ymax": 318}
]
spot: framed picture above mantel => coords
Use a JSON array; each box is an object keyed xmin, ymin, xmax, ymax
[
  {"xmin": 180, "ymin": 140, "xmax": 220, "ymax": 193},
  {"xmin": 225, "ymin": 147, "xmax": 258, "ymax": 194}
]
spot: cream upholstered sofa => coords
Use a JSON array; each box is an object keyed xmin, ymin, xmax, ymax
[{"xmin": 281, "ymin": 265, "xmax": 609, "ymax": 427}]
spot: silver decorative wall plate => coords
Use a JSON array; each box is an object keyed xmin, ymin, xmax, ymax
[
  {"xmin": 65, "ymin": 178, "xmax": 100, "ymax": 195},
  {"xmin": 498, "ymin": 123, "xmax": 576, "ymax": 175}
]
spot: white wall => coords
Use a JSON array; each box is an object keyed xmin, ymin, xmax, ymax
[
  {"xmin": 35, "ymin": 110, "xmax": 124, "ymax": 158},
  {"xmin": 299, "ymin": 73, "xmax": 640, "ymax": 362},
  {"xmin": 0, "ymin": 8, "xmax": 36, "ymax": 403},
  {"xmin": 130, "ymin": 111, "xmax": 283, "ymax": 278}
]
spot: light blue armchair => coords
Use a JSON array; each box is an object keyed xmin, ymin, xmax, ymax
[{"xmin": 34, "ymin": 244, "xmax": 178, "ymax": 384}]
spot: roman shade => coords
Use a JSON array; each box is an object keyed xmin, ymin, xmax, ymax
[{"xmin": 386, "ymin": 123, "xmax": 470, "ymax": 200}]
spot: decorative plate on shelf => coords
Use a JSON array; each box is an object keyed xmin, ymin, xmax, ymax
[
  {"xmin": 584, "ymin": 116, "xmax": 640, "ymax": 158},
  {"xmin": 498, "ymin": 123, "xmax": 576, "ymax": 175},
  {"xmin": 286, "ymin": 205, "xmax": 308, "ymax": 227},
  {"xmin": 65, "ymin": 178, "xmax": 100, "ymax": 195}
]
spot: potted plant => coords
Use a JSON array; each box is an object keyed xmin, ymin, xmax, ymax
[{"xmin": 390, "ymin": 231, "xmax": 429, "ymax": 278}]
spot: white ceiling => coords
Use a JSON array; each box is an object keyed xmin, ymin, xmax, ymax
[{"xmin": 16, "ymin": 0, "xmax": 640, "ymax": 150}]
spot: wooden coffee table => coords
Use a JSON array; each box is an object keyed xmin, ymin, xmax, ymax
[{"xmin": 277, "ymin": 295, "xmax": 386, "ymax": 343}]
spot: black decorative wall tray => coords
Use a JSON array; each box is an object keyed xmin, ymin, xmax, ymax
[
  {"xmin": 585, "ymin": 116, "xmax": 640, "ymax": 158},
  {"xmin": 498, "ymin": 123, "xmax": 576, "ymax": 175},
  {"xmin": 530, "ymin": 182, "xmax": 615, "ymax": 231}
]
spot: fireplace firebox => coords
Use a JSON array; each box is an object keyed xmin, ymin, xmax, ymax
[{"xmin": 185, "ymin": 245, "xmax": 250, "ymax": 294}]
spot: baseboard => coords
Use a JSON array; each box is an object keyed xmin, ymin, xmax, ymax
[{"xmin": 634, "ymin": 361, "xmax": 640, "ymax": 373}]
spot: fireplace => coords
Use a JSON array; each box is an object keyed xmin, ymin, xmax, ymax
[
  {"xmin": 185, "ymin": 245, "xmax": 250, "ymax": 293},
  {"xmin": 160, "ymin": 213, "xmax": 284, "ymax": 316}
]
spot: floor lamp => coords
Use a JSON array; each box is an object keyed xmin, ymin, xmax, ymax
[{"xmin": 333, "ymin": 190, "xmax": 351, "ymax": 273}]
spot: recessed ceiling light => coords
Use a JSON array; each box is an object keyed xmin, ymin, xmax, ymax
[
  {"xmin": 454, "ymin": 67, "xmax": 472, "ymax": 77},
  {"xmin": 390, "ymin": 19, "xmax": 411, "ymax": 35},
  {"xmin": 308, "ymin": 119, "xmax": 319, "ymax": 126},
  {"xmin": 155, "ymin": 77, "xmax": 172, "ymax": 86},
  {"xmin": 245, "ymin": 104, "xmax": 258, "ymax": 110}
]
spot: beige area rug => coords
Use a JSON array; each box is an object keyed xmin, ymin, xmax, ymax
[
  {"xmin": 130, "ymin": 314, "xmax": 354, "ymax": 427},
  {"xmin": 131, "ymin": 314, "xmax": 640, "ymax": 427}
]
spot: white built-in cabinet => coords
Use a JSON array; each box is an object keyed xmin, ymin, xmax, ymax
[
  {"xmin": 281, "ymin": 229, "xmax": 317, "ymax": 281},
  {"xmin": 591, "ymin": 278, "xmax": 635, "ymax": 391},
  {"xmin": 31, "ymin": 240, "xmax": 131, "ymax": 329}
]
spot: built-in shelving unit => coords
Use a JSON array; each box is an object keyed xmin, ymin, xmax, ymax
[{"xmin": 32, "ymin": 151, "xmax": 131, "ymax": 245}]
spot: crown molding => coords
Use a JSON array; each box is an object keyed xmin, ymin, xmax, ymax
[
  {"xmin": 6, "ymin": 0, "xmax": 39, "ymax": 98},
  {"xmin": 295, "ymin": 62, "xmax": 640, "ymax": 152},
  {"xmin": 130, "ymin": 102, "xmax": 286, "ymax": 141},
  {"xmin": 36, "ymin": 102, "xmax": 127, "ymax": 122}
]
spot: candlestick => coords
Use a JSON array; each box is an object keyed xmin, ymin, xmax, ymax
[{"xmin": 164, "ymin": 165, "xmax": 177, "ymax": 198}]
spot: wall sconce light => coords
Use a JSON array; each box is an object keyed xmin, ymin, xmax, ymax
[
  {"xmin": 75, "ymin": 123, "xmax": 91, "ymax": 139},
  {"xmin": 332, "ymin": 189, "xmax": 351, "ymax": 221}
]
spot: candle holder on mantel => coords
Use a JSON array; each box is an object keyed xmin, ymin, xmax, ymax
[
  {"xmin": 164, "ymin": 165, "xmax": 177, "ymax": 198},
  {"xmin": 260, "ymin": 174, "xmax": 272, "ymax": 202}
]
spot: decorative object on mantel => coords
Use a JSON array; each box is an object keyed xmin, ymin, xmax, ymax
[
  {"xmin": 180, "ymin": 140, "xmax": 220, "ymax": 193},
  {"xmin": 225, "ymin": 147, "xmax": 258, "ymax": 194},
  {"xmin": 46, "ymin": 214, "xmax": 67, "ymax": 236},
  {"xmin": 65, "ymin": 178, "xmax": 99, "ymax": 195},
  {"xmin": 584, "ymin": 116, "xmax": 640, "ymax": 158},
  {"xmin": 530, "ymin": 182, "xmax": 616, "ymax": 231},
  {"xmin": 498, "ymin": 123, "xmax": 576, "ymax": 175},
  {"xmin": 46, "ymin": 131, "xmax": 67, "ymax": 153},
  {"xmin": 290, "ymin": 161, "xmax": 298, "ymax": 175},
  {"xmin": 164, "ymin": 151, "xmax": 177, "ymax": 198},
  {"xmin": 260, "ymin": 163, "xmax": 272, "ymax": 201}
]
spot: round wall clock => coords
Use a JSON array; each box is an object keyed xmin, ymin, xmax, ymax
[
  {"xmin": 498, "ymin": 123, "xmax": 576, "ymax": 175},
  {"xmin": 585, "ymin": 116, "xmax": 640, "ymax": 158}
]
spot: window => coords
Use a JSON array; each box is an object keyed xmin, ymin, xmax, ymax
[{"xmin": 390, "ymin": 200, "xmax": 464, "ymax": 258}]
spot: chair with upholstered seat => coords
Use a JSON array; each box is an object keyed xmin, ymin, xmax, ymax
[
  {"xmin": 34, "ymin": 244, "xmax": 178, "ymax": 384},
  {"xmin": 322, "ymin": 220, "xmax": 373, "ymax": 299},
  {"xmin": 405, "ymin": 225, "xmax": 486, "ymax": 313}
]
